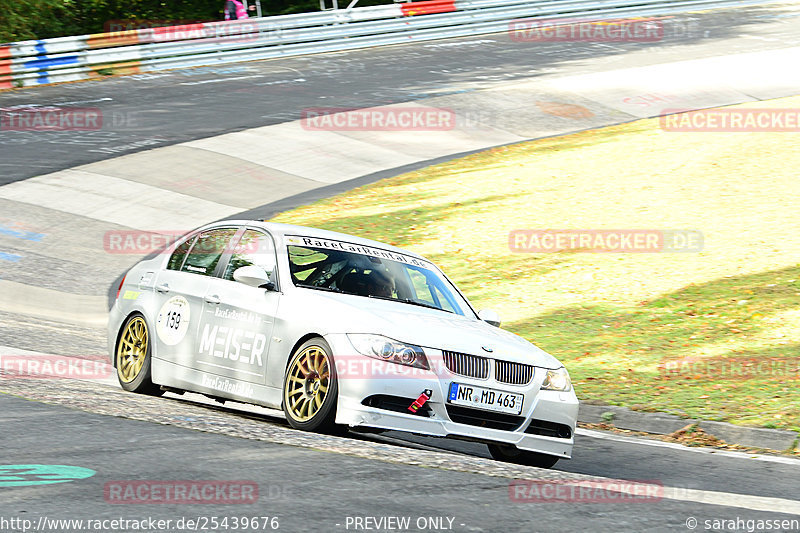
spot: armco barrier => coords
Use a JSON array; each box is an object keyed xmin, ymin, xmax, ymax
[{"xmin": 0, "ymin": 0, "xmax": 779, "ymax": 88}]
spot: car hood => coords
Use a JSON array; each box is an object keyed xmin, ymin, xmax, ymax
[{"xmin": 296, "ymin": 290, "xmax": 563, "ymax": 368}]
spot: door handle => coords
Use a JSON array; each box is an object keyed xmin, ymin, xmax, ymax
[
  {"xmin": 156, "ymin": 283, "xmax": 170, "ymax": 293},
  {"xmin": 204, "ymin": 294, "xmax": 221, "ymax": 305}
]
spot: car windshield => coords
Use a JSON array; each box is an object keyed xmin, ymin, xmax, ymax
[{"xmin": 286, "ymin": 236, "xmax": 473, "ymax": 317}]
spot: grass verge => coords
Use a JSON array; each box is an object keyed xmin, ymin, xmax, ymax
[{"xmin": 272, "ymin": 96, "xmax": 800, "ymax": 434}]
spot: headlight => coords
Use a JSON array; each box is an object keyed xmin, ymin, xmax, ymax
[
  {"xmin": 347, "ymin": 334, "xmax": 429, "ymax": 370},
  {"xmin": 541, "ymin": 367, "xmax": 571, "ymax": 391}
]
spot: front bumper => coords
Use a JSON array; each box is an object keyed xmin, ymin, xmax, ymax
[{"xmin": 326, "ymin": 334, "xmax": 579, "ymax": 459}]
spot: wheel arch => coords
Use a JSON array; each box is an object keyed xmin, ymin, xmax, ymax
[{"xmin": 285, "ymin": 332, "xmax": 328, "ymax": 370}]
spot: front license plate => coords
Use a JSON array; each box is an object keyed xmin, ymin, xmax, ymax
[{"xmin": 447, "ymin": 382, "xmax": 523, "ymax": 415}]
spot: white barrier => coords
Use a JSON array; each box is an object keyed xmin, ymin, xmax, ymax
[{"xmin": 0, "ymin": 0, "xmax": 779, "ymax": 89}]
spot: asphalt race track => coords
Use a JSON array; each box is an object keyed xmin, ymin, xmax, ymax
[
  {"xmin": 2, "ymin": 392, "xmax": 800, "ymax": 532},
  {"xmin": 1, "ymin": 3, "xmax": 800, "ymax": 532},
  {"xmin": 1, "ymin": 5, "xmax": 800, "ymax": 184}
]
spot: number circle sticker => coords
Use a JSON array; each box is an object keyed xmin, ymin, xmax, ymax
[{"xmin": 156, "ymin": 296, "xmax": 190, "ymax": 345}]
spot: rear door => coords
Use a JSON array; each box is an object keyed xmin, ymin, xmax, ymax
[{"xmin": 151, "ymin": 227, "xmax": 240, "ymax": 367}]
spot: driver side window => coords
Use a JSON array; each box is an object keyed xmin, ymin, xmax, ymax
[{"xmin": 223, "ymin": 230, "xmax": 277, "ymax": 284}]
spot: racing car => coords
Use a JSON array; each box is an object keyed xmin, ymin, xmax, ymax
[{"xmin": 109, "ymin": 221, "xmax": 578, "ymax": 468}]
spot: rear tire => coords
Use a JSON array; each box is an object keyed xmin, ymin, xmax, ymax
[
  {"xmin": 487, "ymin": 443, "xmax": 560, "ymax": 469},
  {"xmin": 282, "ymin": 338, "xmax": 339, "ymax": 433},
  {"xmin": 115, "ymin": 314, "xmax": 162, "ymax": 395}
]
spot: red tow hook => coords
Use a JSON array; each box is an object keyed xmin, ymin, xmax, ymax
[{"xmin": 408, "ymin": 389, "xmax": 433, "ymax": 413}]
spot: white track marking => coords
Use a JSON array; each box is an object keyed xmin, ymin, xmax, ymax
[
  {"xmin": 0, "ymin": 169, "xmax": 240, "ymax": 232},
  {"xmin": 660, "ymin": 486, "xmax": 800, "ymax": 515},
  {"xmin": 578, "ymin": 428, "xmax": 800, "ymax": 466},
  {"xmin": 542, "ymin": 46, "xmax": 800, "ymax": 118},
  {"xmin": 0, "ymin": 345, "xmax": 116, "ymax": 386},
  {"xmin": 0, "ymin": 280, "xmax": 107, "ymax": 328}
]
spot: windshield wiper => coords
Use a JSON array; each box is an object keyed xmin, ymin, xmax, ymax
[
  {"xmin": 295, "ymin": 283, "xmax": 342, "ymax": 293},
  {"xmin": 367, "ymin": 294, "xmax": 454, "ymax": 314}
]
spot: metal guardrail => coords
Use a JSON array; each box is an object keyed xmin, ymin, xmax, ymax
[{"xmin": 0, "ymin": 0, "xmax": 779, "ymax": 89}]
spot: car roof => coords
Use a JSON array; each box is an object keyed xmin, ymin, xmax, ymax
[{"xmin": 211, "ymin": 220, "xmax": 429, "ymax": 261}]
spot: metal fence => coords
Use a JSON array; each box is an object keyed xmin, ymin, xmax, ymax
[{"xmin": 0, "ymin": 0, "xmax": 778, "ymax": 89}]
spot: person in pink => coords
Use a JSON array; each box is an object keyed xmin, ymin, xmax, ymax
[{"xmin": 224, "ymin": 0, "xmax": 249, "ymax": 20}]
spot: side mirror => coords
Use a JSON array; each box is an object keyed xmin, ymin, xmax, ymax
[
  {"xmin": 233, "ymin": 265, "xmax": 276, "ymax": 291},
  {"xmin": 478, "ymin": 309, "xmax": 501, "ymax": 327}
]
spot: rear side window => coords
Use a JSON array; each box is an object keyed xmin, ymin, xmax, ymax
[
  {"xmin": 181, "ymin": 228, "xmax": 237, "ymax": 277},
  {"xmin": 167, "ymin": 235, "xmax": 196, "ymax": 271}
]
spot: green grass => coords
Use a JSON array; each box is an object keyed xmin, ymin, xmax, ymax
[{"xmin": 273, "ymin": 96, "xmax": 800, "ymax": 434}]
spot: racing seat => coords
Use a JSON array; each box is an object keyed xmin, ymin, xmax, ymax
[
  {"xmin": 339, "ymin": 271, "xmax": 371, "ymax": 296},
  {"xmin": 339, "ymin": 270, "xmax": 394, "ymax": 298}
]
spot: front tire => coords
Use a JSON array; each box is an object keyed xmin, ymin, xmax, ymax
[
  {"xmin": 282, "ymin": 338, "xmax": 338, "ymax": 433},
  {"xmin": 115, "ymin": 314, "xmax": 162, "ymax": 395},
  {"xmin": 487, "ymin": 443, "xmax": 560, "ymax": 469}
]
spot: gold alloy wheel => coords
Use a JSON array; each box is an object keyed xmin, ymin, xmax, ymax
[
  {"xmin": 117, "ymin": 316, "xmax": 148, "ymax": 383},
  {"xmin": 285, "ymin": 346, "xmax": 331, "ymax": 422}
]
